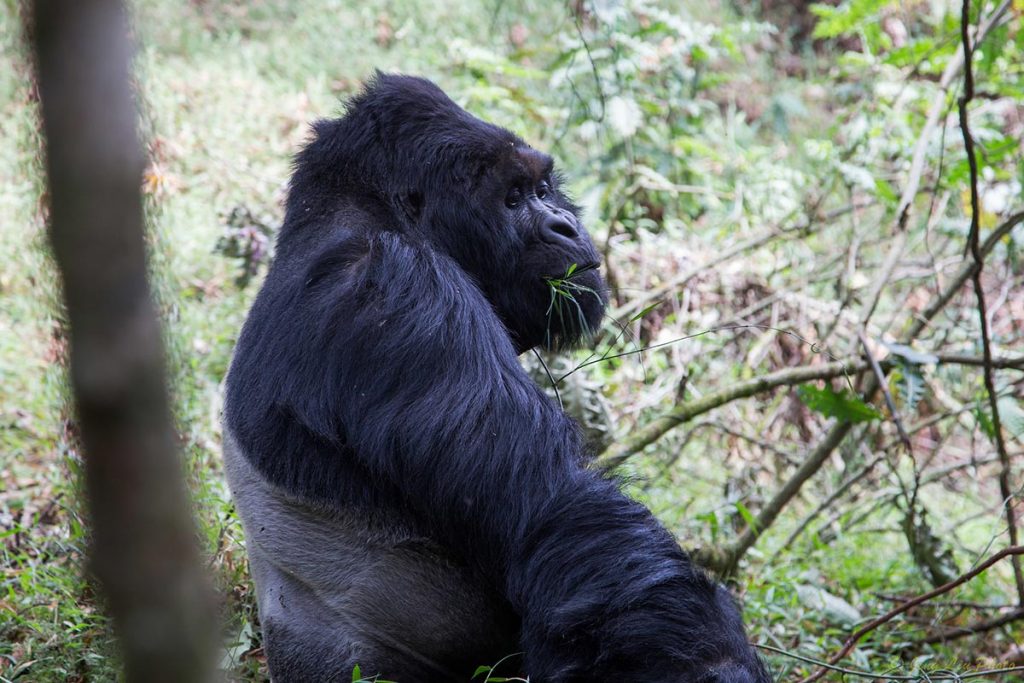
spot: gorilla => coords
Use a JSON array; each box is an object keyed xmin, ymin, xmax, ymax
[{"xmin": 223, "ymin": 74, "xmax": 770, "ymax": 683}]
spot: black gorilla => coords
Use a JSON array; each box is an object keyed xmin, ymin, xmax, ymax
[{"xmin": 224, "ymin": 74, "xmax": 770, "ymax": 683}]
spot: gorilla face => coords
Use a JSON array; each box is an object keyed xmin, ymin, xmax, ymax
[
  {"xmin": 422, "ymin": 137, "xmax": 606, "ymax": 354},
  {"xmin": 476, "ymin": 143, "xmax": 605, "ymax": 353}
]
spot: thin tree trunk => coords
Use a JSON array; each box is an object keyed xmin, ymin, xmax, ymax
[{"xmin": 30, "ymin": 1, "xmax": 216, "ymax": 680}]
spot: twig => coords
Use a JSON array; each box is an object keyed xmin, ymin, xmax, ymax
[
  {"xmin": 610, "ymin": 200, "xmax": 865, "ymax": 321},
  {"xmin": 570, "ymin": 3, "xmax": 605, "ymax": 121},
  {"xmin": 779, "ymin": 408, "xmax": 973, "ymax": 554},
  {"xmin": 702, "ymin": 420, "xmax": 798, "ymax": 464},
  {"xmin": 957, "ymin": 0, "xmax": 1024, "ymax": 605},
  {"xmin": 933, "ymin": 352, "xmax": 1024, "ymax": 369},
  {"xmin": 598, "ymin": 214, "xmax": 1022, "ymax": 571},
  {"xmin": 531, "ymin": 348, "xmax": 562, "ymax": 409},
  {"xmin": 776, "ymin": 450, "xmax": 886, "ymax": 555},
  {"xmin": 685, "ymin": 0, "xmax": 1019, "ymax": 577},
  {"xmin": 799, "ymin": 546, "xmax": 1024, "ymax": 683},
  {"xmin": 595, "ymin": 360, "xmax": 866, "ymax": 470},
  {"xmin": 907, "ymin": 210, "xmax": 1024, "ymax": 338},
  {"xmin": 701, "ymin": 208, "xmax": 1022, "ymax": 569},
  {"xmin": 921, "ymin": 452, "xmax": 1006, "ymax": 485},
  {"xmin": 814, "ymin": 452, "xmax": 1015, "ymax": 546},
  {"xmin": 874, "ymin": 594, "xmax": 1014, "ymax": 610},
  {"xmin": 858, "ymin": 328, "xmax": 912, "ymax": 452},
  {"xmin": 917, "ymin": 606, "xmax": 1024, "ymax": 645},
  {"xmin": 858, "ymin": 0, "xmax": 1012, "ymax": 328},
  {"xmin": 717, "ymin": 291, "xmax": 785, "ymax": 328},
  {"xmin": 596, "ymin": 341, "xmax": 1023, "ymax": 470},
  {"xmin": 895, "ymin": 0, "xmax": 1011, "ymax": 230},
  {"xmin": 700, "ymin": 421, "xmax": 854, "ymax": 575}
]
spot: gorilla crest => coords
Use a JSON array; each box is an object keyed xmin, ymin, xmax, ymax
[{"xmin": 224, "ymin": 73, "xmax": 771, "ymax": 683}]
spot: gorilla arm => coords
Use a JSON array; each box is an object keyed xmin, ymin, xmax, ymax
[{"xmin": 252, "ymin": 231, "xmax": 759, "ymax": 682}]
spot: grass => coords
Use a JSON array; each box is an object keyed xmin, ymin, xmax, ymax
[{"xmin": 543, "ymin": 262, "xmax": 602, "ymax": 350}]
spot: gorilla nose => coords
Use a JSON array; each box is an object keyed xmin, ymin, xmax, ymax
[{"xmin": 541, "ymin": 215, "xmax": 579, "ymax": 243}]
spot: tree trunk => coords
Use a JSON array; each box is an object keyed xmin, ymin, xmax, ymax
[{"xmin": 30, "ymin": 1, "xmax": 216, "ymax": 680}]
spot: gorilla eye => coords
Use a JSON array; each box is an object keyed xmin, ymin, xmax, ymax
[
  {"xmin": 505, "ymin": 187, "xmax": 523, "ymax": 209},
  {"xmin": 536, "ymin": 181, "xmax": 550, "ymax": 200}
]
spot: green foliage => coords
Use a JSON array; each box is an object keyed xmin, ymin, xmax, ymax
[
  {"xmin": 888, "ymin": 362, "xmax": 927, "ymax": 415},
  {"xmin": 541, "ymin": 0, "xmax": 783, "ymax": 239},
  {"xmin": 734, "ymin": 501, "xmax": 759, "ymax": 532},
  {"xmin": 472, "ymin": 654, "xmax": 528, "ymax": 682},
  {"xmin": 544, "ymin": 263, "xmax": 601, "ymax": 349},
  {"xmin": 976, "ymin": 395, "xmax": 1024, "ymax": 444},
  {"xmin": 811, "ymin": 0, "xmax": 893, "ymax": 40},
  {"xmin": 797, "ymin": 384, "xmax": 883, "ymax": 423},
  {"xmin": 883, "ymin": 342, "xmax": 937, "ymax": 414},
  {"xmin": 352, "ymin": 664, "xmax": 397, "ymax": 682}
]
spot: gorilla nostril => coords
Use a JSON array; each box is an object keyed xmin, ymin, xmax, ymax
[{"xmin": 543, "ymin": 216, "xmax": 578, "ymax": 242}]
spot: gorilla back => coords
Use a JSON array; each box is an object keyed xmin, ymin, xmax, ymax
[{"xmin": 224, "ymin": 74, "xmax": 770, "ymax": 683}]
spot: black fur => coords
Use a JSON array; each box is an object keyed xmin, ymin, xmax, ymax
[{"xmin": 224, "ymin": 73, "xmax": 770, "ymax": 683}]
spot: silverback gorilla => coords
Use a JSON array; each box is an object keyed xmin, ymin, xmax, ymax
[{"xmin": 223, "ymin": 74, "xmax": 770, "ymax": 683}]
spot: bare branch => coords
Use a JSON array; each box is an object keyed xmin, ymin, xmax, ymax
[
  {"xmin": 918, "ymin": 607, "xmax": 1024, "ymax": 645},
  {"xmin": 609, "ymin": 201, "xmax": 868, "ymax": 322},
  {"xmin": 933, "ymin": 352, "xmax": 1024, "ymax": 369},
  {"xmin": 858, "ymin": 0, "xmax": 1011, "ymax": 327},
  {"xmin": 695, "ymin": 207, "xmax": 1023, "ymax": 570},
  {"xmin": 776, "ymin": 450, "xmax": 886, "ymax": 555},
  {"xmin": 596, "ymin": 338, "xmax": 1024, "ymax": 472},
  {"xmin": 596, "ymin": 360, "xmax": 866, "ymax": 470},
  {"xmin": 906, "ymin": 210, "xmax": 1024, "ymax": 339},
  {"xmin": 858, "ymin": 328, "xmax": 912, "ymax": 452},
  {"xmin": 957, "ymin": 0, "xmax": 1023, "ymax": 604},
  {"xmin": 694, "ymin": 421, "xmax": 855, "ymax": 575}
]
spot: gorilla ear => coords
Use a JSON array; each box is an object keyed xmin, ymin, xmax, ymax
[{"xmin": 398, "ymin": 190, "xmax": 424, "ymax": 223}]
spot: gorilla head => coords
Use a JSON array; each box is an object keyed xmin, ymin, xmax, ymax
[
  {"xmin": 227, "ymin": 74, "xmax": 770, "ymax": 683},
  {"xmin": 286, "ymin": 74, "xmax": 606, "ymax": 352}
]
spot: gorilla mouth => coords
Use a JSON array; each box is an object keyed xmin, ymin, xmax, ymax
[
  {"xmin": 542, "ymin": 261, "xmax": 600, "ymax": 281},
  {"xmin": 541, "ymin": 261, "xmax": 602, "ymax": 295},
  {"xmin": 573, "ymin": 261, "xmax": 602, "ymax": 273},
  {"xmin": 541, "ymin": 262, "xmax": 605, "ymax": 350}
]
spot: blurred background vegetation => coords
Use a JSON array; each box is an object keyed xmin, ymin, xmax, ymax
[{"xmin": 2, "ymin": 0, "xmax": 1023, "ymax": 680}]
